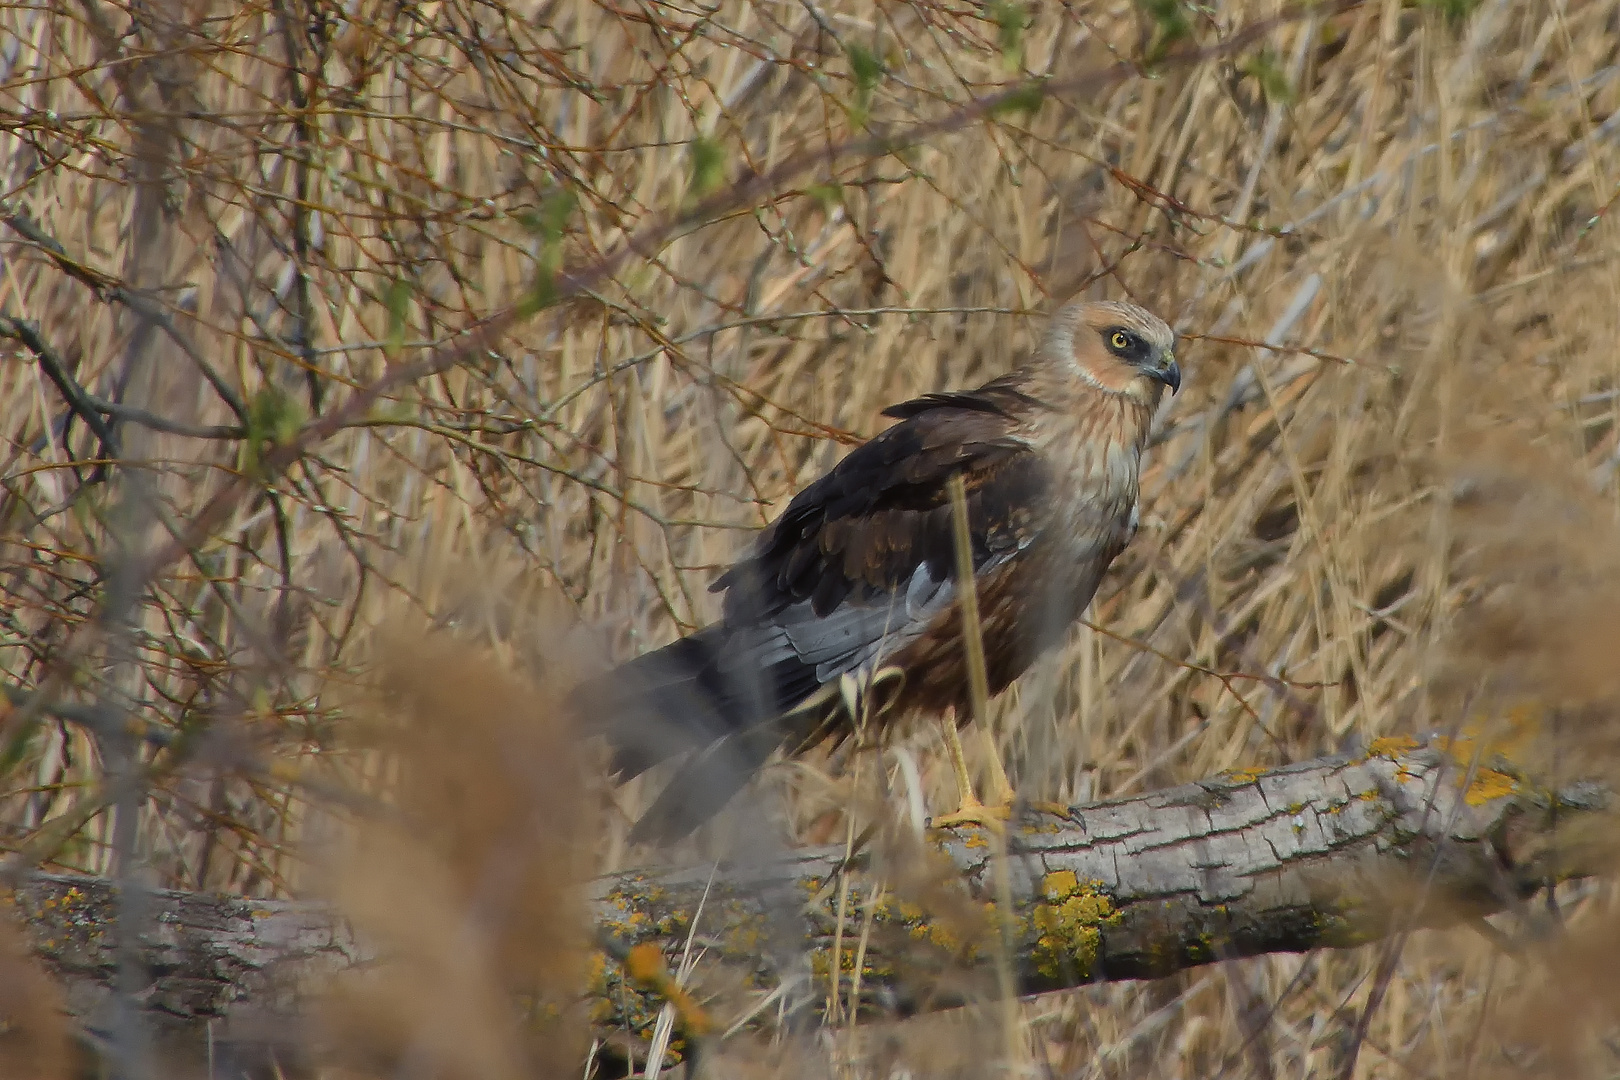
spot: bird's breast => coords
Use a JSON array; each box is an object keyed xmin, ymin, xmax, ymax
[
  {"xmin": 1044, "ymin": 429, "xmax": 1142, "ymax": 515},
  {"xmin": 1027, "ymin": 416, "xmax": 1147, "ymax": 581}
]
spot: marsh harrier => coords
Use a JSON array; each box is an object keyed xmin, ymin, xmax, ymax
[{"xmin": 578, "ymin": 300, "xmax": 1180, "ymax": 841}]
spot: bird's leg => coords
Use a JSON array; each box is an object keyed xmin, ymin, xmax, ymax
[
  {"xmin": 940, "ymin": 709, "xmax": 983, "ymax": 812},
  {"xmin": 929, "ymin": 710, "xmax": 1010, "ymax": 830},
  {"xmin": 931, "ymin": 715, "xmax": 1072, "ymax": 830},
  {"xmin": 983, "ymin": 734, "xmax": 1072, "ymax": 820},
  {"xmin": 979, "ymin": 721, "xmax": 1014, "ymax": 807}
]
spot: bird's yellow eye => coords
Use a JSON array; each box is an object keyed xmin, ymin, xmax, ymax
[{"xmin": 1110, "ymin": 330, "xmax": 1131, "ymax": 351}]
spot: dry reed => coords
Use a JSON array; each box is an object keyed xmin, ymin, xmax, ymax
[{"xmin": 2, "ymin": 0, "xmax": 1619, "ymax": 1075}]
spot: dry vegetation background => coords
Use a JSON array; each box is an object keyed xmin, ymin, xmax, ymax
[{"xmin": 2, "ymin": 0, "xmax": 1620, "ymax": 1075}]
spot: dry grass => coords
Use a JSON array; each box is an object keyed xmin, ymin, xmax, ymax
[{"xmin": 2, "ymin": 0, "xmax": 1620, "ymax": 1075}]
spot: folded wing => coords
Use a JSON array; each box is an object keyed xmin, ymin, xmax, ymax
[{"xmin": 576, "ymin": 382, "xmax": 1055, "ymax": 840}]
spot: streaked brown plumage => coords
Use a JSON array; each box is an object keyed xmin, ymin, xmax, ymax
[{"xmin": 577, "ymin": 299, "xmax": 1180, "ymax": 841}]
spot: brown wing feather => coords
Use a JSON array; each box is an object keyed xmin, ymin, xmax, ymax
[{"xmin": 714, "ymin": 397, "xmax": 1048, "ymax": 621}]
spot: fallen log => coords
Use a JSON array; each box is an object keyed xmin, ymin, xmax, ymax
[{"xmin": 6, "ymin": 736, "xmax": 1609, "ymax": 1066}]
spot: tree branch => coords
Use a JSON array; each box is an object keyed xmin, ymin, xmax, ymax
[{"xmin": 8, "ymin": 738, "xmax": 1609, "ymax": 1066}]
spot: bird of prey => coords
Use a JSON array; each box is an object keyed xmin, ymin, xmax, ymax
[{"xmin": 577, "ymin": 300, "xmax": 1180, "ymax": 842}]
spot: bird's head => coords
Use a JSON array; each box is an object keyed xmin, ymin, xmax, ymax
[{"xmin": 1046, "ymin": 300, "xmax": 1180, "ymax": 402}]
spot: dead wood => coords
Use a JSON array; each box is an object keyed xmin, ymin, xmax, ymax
[{"xmin": 8, "ymin": 737, "xmax": 1607, "ymax": 1067}]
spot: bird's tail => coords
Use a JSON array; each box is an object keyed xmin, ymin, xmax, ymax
[
  {"xmin": 569, "ymin": 625, "xmax": 813, "ymax": 843},
  {"xmin": 623, "ymin": 722, "xmax": 790, "ymax": 843}
]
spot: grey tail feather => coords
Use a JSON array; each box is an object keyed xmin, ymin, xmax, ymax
[
  {"xmin": 625, "ymin": 689, "xmax": 845, "ymax": 844},
  {"xmin": 625, "ymin": 723, "xmax": 788, "ymax": 844},
  {"xmin": 575, "ymin": 621, "xmax": 845, "ymax": 841},
  {"xmin": 569, "ymin": 624, "xmax": 796, "ymax": 840},
  {"xmin": 569, "ymin": 624, "xmax": 768, "ymax": 780}
]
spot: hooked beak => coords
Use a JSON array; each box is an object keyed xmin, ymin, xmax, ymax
[{"xmin": 1149, "ymin": 353, "xmax": 1182, "ymax": 394}]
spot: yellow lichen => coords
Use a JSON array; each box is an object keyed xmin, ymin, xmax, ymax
[
  {"xmin": 810, "ymin": 947, "xmax": 895, "ymax": 982},
  {"xmin": 810, "ymin": 949, "xmax": 862, "ymax": 976},
  {"xmin": 1438, "ymin": 705, "xmax": 1542, "ymax": 767},
  {"xmin": 880, "ymin": 899, "xmax": 986, "ymax": 960},
  {"xmin": 911, "ymin": 917, "xmax": 966, "ymax": 953},
  {"xmin": 1021, "ymin": 821, "xmax": 1063, "ymax": 835},
  {"xmin": 722, "ymin": 915, "xmax": 765, "ymax": 956},
  {"xmin": 1366, "ymin": 735, "xmax": 1420, "ymax": 759},
  {"xmin": 1220, "ymin": 766, "xmax": 1268, "ymax": 785},
  {"xmin": 1043, "ymin": 870, "xmax": 1079, "ymax": 900},
  {"xmin": 1463, "ymin": 768, "xmax": 1517, "ymax": 806},
  {"xmin": 1031, "ymin": 871, "xmax": 1118, "ymax": 981}
]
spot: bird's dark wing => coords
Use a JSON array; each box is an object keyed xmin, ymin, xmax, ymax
[
  {"xmin": 578, "ymin": 388, "xmax": 1054, "ymax": 841},
  {"xmin": 713, "ymin": 386, "xmax": 1048, "ymax": 621},
  {"xmin": 876, "ymin": 375, "xmax": 1044, "ymax": 421}
]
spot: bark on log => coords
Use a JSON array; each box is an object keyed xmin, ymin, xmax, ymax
[{"xmin": 6, "ymin": 737, "xmax": 1610, "ymax": 1065}]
